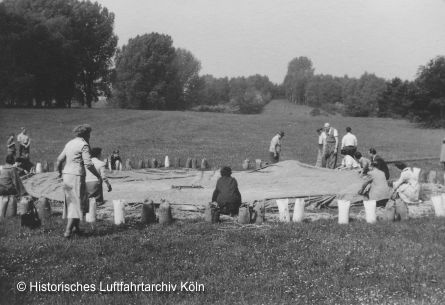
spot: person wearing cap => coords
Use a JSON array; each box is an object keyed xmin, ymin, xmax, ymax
[
  {"xmin": 322, "ymin": 123, "xmax": 338, "ymax": 169},
  {"xmin": 269, "ymin": 131, "xmax": 284, "ymax": 163},
  {"xmin": 341, "ymin": 127, "xmax": 357, "ymax": 157},
  {"xmin": 212, "ymin": 166, "xmax": 242, "ymax": 215},
  {"xmin": 56, "ymin": 124, "xmax": 102, "ymax": 238},
  {"xmin": 17, "ymin": 127, "xmax": 31, "ymax": 159}
]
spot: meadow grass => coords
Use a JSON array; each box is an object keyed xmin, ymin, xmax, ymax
[
  {"xmin": 1, "ymin": 100, "xmax": 443, "ymax": 173},
  {"xmin": 1, "ymin": 215, "xmax": 445, "ymax": 305},
  {"xmin": 2, "ymin": 100, "xmax": 445, "ymax": 304}
]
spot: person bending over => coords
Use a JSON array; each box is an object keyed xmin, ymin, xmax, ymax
[
  {"xmin": 212, "ymin": 166, "xmax": 242, "ymax": 216},
  {"xmin": 86, "ymin": 147, "xmax": 112, "ymax": 206}
]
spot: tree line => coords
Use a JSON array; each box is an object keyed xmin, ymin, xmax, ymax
[
  {"xmin": 1, "ymin": 0, "xmax": 444, "ymax": 121},
  {"xmin": 282, "ymin": 56, "xmax": 445, "ymax": 126}
]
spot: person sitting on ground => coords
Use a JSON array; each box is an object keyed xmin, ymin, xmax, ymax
[
  {"xmin": 211, "ymin": 166, "xmax": 242, "ymax": 216},
  {"xmin": 6, "ymin": 133, "xmax": 16, "ymax": 157},
  {"xmin": 110, "ymin": 150, "xmax": 122, "ymax": 170},
  {"xmin": 358, "ymin": 165, "xmax": 390, "ymax": 207},
  {"xmin": 341, "ymin": 126, "xmax": 358, "ymax": 157},
  {"xmin": 337, "ymin": 150, "xmax": 360, "ymax": 170},
  {"xmin": 385, "ymin": 162, "xmax": 419, "ymax": 221},
  {"xmin": 354, "ymin": 151, "xmax": 371, "ymax": 174},
  {"xmin": 86, "ymin": 147, "xmax": 112, "ymax": 206},
  {"xmin": 369, "ymin": 148, "xmax": 390, "ymax": 180},
  {"xmin": 0, "ymin": 155, "xmax": 27, "ymax": 219}
]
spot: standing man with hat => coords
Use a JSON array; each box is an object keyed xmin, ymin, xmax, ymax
[
  {"xmin": 269, "ymin": 131, "xmax": 284, "ymax": 163},
  {"xmin": 322, "ymin": 123, "xmax": 339, "ymax": 169},
  {"xmin": 17, "ymin": 127, "xmax": 31, "ymax": 159}
]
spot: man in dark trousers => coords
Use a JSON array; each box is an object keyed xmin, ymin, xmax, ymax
[
  {"xmin": 369, "ymin": 148, "xmax": 390, "ymax": 180},
  {"xmin": 212, "ymin": 166, "xmax": 242, "ymax": 216}
]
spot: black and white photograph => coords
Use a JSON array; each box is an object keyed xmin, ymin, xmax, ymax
[{"xmin": 1, "ymin": 0, "xmax": 445, "ymax": 304}]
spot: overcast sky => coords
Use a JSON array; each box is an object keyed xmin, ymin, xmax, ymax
[{"xmin": 96, "ymin": 0, "xmax": 445, "ymax": 83}]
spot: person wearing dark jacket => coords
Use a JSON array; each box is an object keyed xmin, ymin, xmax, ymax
[
  {"xmin": 369, "ymin": 148, "xmax": 390, "ymax": 180},
  {"xmin": 212, "ymin": 166, "xmax": 242, "ymax": 215},
  {"xmin": 0, "ymin": 155, "xmax": 27, "ymax": 219}
]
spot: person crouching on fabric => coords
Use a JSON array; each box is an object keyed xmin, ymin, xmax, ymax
[
  {"xmin": 56, "ymin": 124, "xmax": 102, "ymax": 238},
  {"xmin": 358, "ymin": 165, "xmax": 390, "ymax": 208},
  {"xmin": 212, "ymin": 166, "xmax": 242, "ymax": 216},
  {"xmin": 86, "ymin": 147, "xmax": 112, "ymax": 207},
  {"xmin": 385, "ymin": 162, "xmax": 420, "ymax": 221}
]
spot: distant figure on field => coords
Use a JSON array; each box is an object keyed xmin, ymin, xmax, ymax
[
  {"xmin": 354, "ymin": 151, "xmax": 371, "ymax": 173},
  {"xmin": 440, "ymin": 136, "xmax": 445, "ymax": 169},
  {"xmin": 6, "ymin": 133, "xmax": 16, "ymax": 157},
  {"xmin": 369, "ymin": 148, "xmax": 389, "ymax": 180},
  {"xmin": 359, "ymin": 165, "xmax": 390, "ymax": 207},
  {"xmin": 322, "ymin": 123, "xmax": 338, "ymax": 169},
  {"xmin": 212, "ymin": 166, "xmax": 242, "ymax": 216},
  {"xmin": 110, "ymin": 150, "xmax": 122, "ymax": 170},
  {"xmin": 0, "ymin": 155, "xmax": 27, "ymax": 219},
  {"xmin": 341, "ymin": 127, "xmax": 357, "ymax": 157},
  {"xmin": 269, "ymin": 131, "xmax": 284, "ymax": 163},
  {"xmin": 56, "ymin": 124, "xmax": 102, "ymax": 238},
  {"xmin": 86, "ymin": 147, "xmax": 112, "ymax": 206},
  {"xmin": 386, "ymin": 162, "xmax": 420, "ymax": 221},
  {"xmin": 315, "ymin": 128, "xmax": 325, "ymax": 167},
  {"xmin": 17, "ymin": 127, "xmax": 31, "ymax": 158}
]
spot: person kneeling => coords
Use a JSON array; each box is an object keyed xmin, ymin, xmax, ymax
[
  {"xmin": 212, "ymin": 166, "xmax": 242, "ymax": 216},
  {"xmin": 358, "ymin": 166, "xmax": 390, "ymax": 208}
]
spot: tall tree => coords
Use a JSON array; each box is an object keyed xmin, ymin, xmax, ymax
[
  {"xmin": 113, "ymin": 33, "xmax": 180, "ymax": 109},
  {"xmin": 283, "ymin": 56, "xmax": 314, "ymax": 104},
  {"xmin": 173, "ymin": 48, "xmax": 202, "ymax": 107}
]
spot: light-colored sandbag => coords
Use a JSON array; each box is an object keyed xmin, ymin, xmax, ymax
[
  {"xmin": 37, "ymin": 197, "xmax": 51, "ymax": 226},
  {"xmin": 337, "ymin": 200, "xmax": 350, "ymax": 224},
  {"xmin": 363, "ymin": 200, "xmax": 377, "ymax": 224},
  {"xmin": 253, "ymin": 201, "xmax": 265, "ymax": 224},
  {"xmin": 242, "ymin": 159, "xmax": 250, "ymax": 170},
  {"xmin": 432, "ymin": 195, "xmax": 445, "ymax": 217},
  {"xmin": 85, "ymin": 198, "xmax": 96, "ymax": 223},
  {"xmin": 35, "ymin": 162, "xmax": 42, "ymax": 174},
  {"xmin": 141, "ymin": 199, "xmax": 156, "ymax": 224},
  {"xmin": 164, "ymin": 156, "xmax": 170, "ymax": 168},
  {"xmin": 255, "ymin": 159, "xmax": 262, "ymax": 169},
  {"xmin": 158, "ymin": 201, "xmax": 173, "ymax": 225},
  {"xmin": 276, "ymin": 199, "xmax": 290, "ymax": 222},
  {"xmin": 292, "ymin": 198, "xmax": 305, "ymax": 223},
  {"xmin": 113, "ymin": 199, "xmax": 126, "ymax": 225},
  {"xmin": 238, "ymin": 206, "xmax": 250, "ymax": 224},
  {"xmin": 201, "ymin": 158, "xmax": 209, "ymax": 170},
  {"xmin": 204, "ymin": 202, "xmax": 220, "ymax": 223}
]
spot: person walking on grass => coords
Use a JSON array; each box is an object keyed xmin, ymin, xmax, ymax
[
  {"xmin": 322, "ymin": 123, "xmax": 338, "ymax": 169},
  {"xmin": 341, "ymin": 127, "xmax": 357, "ymax": 157},
  {"xmin": 86, "ymin": 147, "xmax": 112, "ymax": 206},
  {"xmin": 269, "ymin": 131, "xmax": 284, "ymax": 163},
  {"xmin": 17, "ymin": 127, "xmax": 31, "ymax": 158},
  {"xmin": 56, "ymin": 124, "xmax": 102, "ymax": 238}
]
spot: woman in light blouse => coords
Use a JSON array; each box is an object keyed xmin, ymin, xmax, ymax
[{"xmin": 56, "ymin": 124, "xmax": 102, "ymax": 238}]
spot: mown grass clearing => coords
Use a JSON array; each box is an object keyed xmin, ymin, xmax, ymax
[
  {"xmin": 1, "ymin": 100, "xmax": 443, "ymax": 175},
  {"xmin": 1, "ymin": 215, "xmax": 445, "ymax": 305}
]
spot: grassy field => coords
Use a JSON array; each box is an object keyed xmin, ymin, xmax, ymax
[
  {"xmin": 1, "ymin": 215, "xmax": 445, "ymax": 305},
  {"xmin": 1, "ymin": 100, "xmax": 444, "ymax": 173},
  {"xmin": 2, "ymin": 100, "xmax": 445, "ymax": 304}
]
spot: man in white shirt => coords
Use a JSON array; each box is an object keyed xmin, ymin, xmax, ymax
[
  {"xmin": 85, "ymin": 147, "xmax": 112, "ymax": 206},
  {"xmin": 322, "ymin": 123, "xmax": 338, "ymax": 169},
  {"xmin": 269, "ymin": 131, "xmax": 284, "ymax": 163},
  {"xmin": 341, "ymin": 127, "xmax": 357, "ymax": 157}
]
